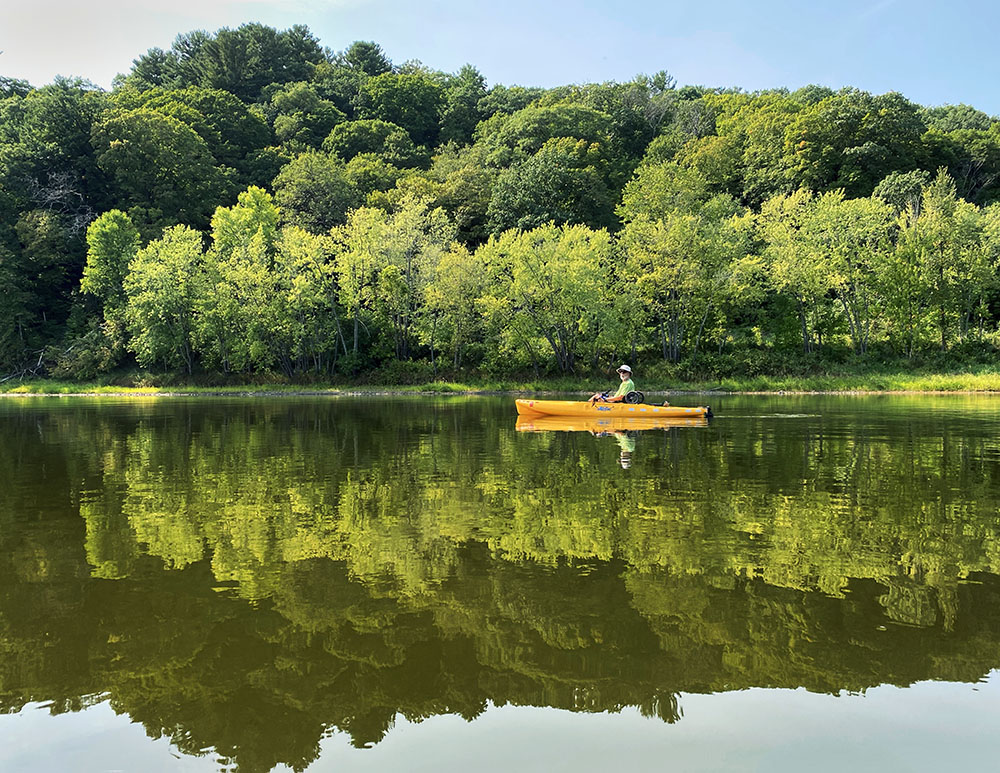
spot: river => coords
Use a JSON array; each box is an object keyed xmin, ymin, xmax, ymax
[{"xmin": 1, "ymin": 394, "xmax": 999, "ymax": 771}]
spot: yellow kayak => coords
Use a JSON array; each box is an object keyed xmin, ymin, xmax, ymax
[
  {"xmin": 515, "ymin": 399, "xmax": 712, "ymax": 419},
  {"xmin": 515, "ymin": 414, "xmax": 708, "ymax": 433}
]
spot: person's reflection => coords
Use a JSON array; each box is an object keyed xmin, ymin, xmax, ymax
[{"xmin": 590, "ymin": 428, "xmax": 637, "ymax": 468}]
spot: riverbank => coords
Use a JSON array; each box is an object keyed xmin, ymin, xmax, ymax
[{"xmin": 6, "ymin": 370, "xmax": 1000, "ymax": 396}]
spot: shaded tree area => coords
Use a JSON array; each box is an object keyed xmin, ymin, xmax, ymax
[{"xmin": 4, "ymin": 23, "xmax": 1000, "ymax": 381}]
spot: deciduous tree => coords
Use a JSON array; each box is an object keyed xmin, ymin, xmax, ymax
[{"xmin": 124, "ymin": 225, "xmax": 205, "ymax": 372}]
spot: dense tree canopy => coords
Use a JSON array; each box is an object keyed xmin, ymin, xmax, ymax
[{"xmin": 3, "ymin": 21, "xmax": 1000, "ymax": 380}]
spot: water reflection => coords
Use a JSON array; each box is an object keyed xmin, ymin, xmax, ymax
[
  {"xmin": 513, "ymin": 414, "xmax": 709, "ymax": 432},
  {"xmin": 2, "ymin": 395, "xmax": 1000, "ymax": 771},
  {"xmin": 515, "ymin": 414, "xmax": 709, "ymax": 468}
]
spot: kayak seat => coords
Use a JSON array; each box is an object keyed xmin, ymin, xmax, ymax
[{"xmin": 623, "ymin": 391, "xmax": 645, "ymax": 405}]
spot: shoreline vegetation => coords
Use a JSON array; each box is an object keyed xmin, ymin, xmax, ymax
[
  {"xmin": 8, "ymin": 370, "xmax": 1000, "ymax": 396},
  {"xmin": 7, "ymin": 25, "xmax": 1000, "ymax": 392}
]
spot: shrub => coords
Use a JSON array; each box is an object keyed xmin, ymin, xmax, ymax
[{"xmin": 45, "ymin": 320, "xmax": 123, "ymax": 380}]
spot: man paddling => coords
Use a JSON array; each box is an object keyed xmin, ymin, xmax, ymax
[{"xmin": 588, "ymin": 365, "xmax": 637, "ymax": 404}]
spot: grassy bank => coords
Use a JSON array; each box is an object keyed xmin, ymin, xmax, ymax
[
  {"xmin": 6, "ymin": 370, "xmax": 1000, "ymax": 395},
  {"xmin": 706, "ymin": 371, "xmax": 1000, "ymax": 392}
]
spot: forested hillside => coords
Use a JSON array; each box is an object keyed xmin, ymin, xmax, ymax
[{"xmin": 3, "ymin": 23, "xmax": 1000, "ymax": 383}]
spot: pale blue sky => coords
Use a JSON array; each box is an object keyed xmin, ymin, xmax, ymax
[{"xmin": 2, "ymin": 0, "xmax": 998, "ymax": 113}]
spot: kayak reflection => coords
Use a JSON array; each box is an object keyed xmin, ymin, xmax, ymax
[
  {"xmin": 515, "ymin": 414, "xmax": 709, "ymax": 469},
  {"xmin": 514, "ymin": 415, "xmax": 709, "ymax": 433}
]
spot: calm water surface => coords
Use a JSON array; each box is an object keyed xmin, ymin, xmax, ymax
[{"xmin": 2, "ymin": 394, "xmax": 1000, "ymax": 772}]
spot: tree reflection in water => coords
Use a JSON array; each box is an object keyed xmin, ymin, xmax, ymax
[{"xmin": 2, "ymin": 395, "xmax": 999, "ymax": 771}]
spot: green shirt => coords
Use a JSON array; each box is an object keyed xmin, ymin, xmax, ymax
[
  {"xmin": 615, "ymin": 432, "xmax": 637, "ymax": 453},
  {"xmin": 613, "ymin": 378, "xmax": 635, "ymax": 398}
]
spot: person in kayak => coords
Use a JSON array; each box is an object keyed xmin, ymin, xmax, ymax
[{"xmin": 589, "ymin": 365, "xmax": 636, "ymax": 404}]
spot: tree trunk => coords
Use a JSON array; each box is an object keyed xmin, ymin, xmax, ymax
[
  {"xmin": 840, "ymin": 296, "xmax": 861, "ymax": 355},
  {"xmin": 939, "ymin": 265, "xmax": 947, "ymax": 351},
  {"xmin": 798, "ymin": 299, "xmax": 811, "ymax": 355},
  {"xmin": 906, "ymin": 301, "xmax": 914, "ymax": 359},
  {"xmin": 668, "ymin": 307, "xmax": 681, "ymax": 362},
  {"xmin": 693, "ymin": 302, "xmax": 712, "ymax": 357},
  {"xmin": 430, "ymin": 314, "xmax": 437, "ymax": 378},
  {"xmin": 333, "ymin": 314, "xmax": 349, "ymax": 357}
]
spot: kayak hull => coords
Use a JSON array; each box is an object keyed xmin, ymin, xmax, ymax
[{"xmin": 515, "ymin": 399, "xmax": 711, "ymax": 419}]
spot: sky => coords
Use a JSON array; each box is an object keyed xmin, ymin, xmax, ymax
[{"xmin": 2, "ymin": 0, "xmax": 999, "ymax": 113}]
